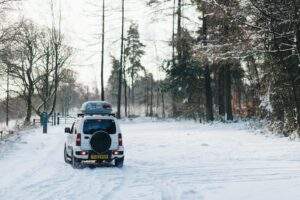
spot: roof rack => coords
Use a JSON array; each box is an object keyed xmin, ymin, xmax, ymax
[{"xmin": 78, "ymin": 101, "xmax": 114, "ymax": 117}]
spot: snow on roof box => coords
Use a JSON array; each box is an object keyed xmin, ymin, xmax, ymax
[{"xmin": 80, "ymin": 101, "xmax": 113, "ymax": 116}]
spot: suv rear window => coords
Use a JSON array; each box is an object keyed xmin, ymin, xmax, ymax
[{"xmin": 83, "ymin": 119, "xmax": 116, "ymax": 134}]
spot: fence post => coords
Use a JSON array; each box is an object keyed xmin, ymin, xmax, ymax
[
  {"xmin": 41, "ymin": 112, "xmax": 48, "ymax": 134},
  {"xmin": 0, "ymin": 131, "xmax": 3, "ymax": 140}
]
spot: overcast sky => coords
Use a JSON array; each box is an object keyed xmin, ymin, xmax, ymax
[
  {"xmin": 17, "ymin": 0, "xmax": 174, "ymax": 88},
  {"xmin": 1, "ymin": 0, "xmax": 199, "ymax": 92}
]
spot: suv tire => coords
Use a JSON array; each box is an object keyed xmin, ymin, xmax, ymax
[
  {"xmin": 64, "ymin": 146, "xmax": 71, "ymax": 164},
  {"xmin": 71, "ymin": 150, "xmax": 84, "ymax": 169},
  {"xmin": 115, "ymin": 157, "xmax": 124, "ymax": 168},
  {"xmin": 90, "ymin": 131, "xmax": 111, "ymax": 153}
]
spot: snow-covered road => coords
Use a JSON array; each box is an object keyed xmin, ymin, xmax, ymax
[{"xmin": 1, "ymin": 119, "xmax": 300, "ymax": 200}]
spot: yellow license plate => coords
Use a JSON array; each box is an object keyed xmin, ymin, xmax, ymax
[{"xmin": 91, "ymin": 155, "xmax": 108, "ymax": 160}]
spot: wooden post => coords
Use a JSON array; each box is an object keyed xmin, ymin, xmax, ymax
[{"xmin": 41, "ymin": 112, "xmax": 48, "ymax": 134}]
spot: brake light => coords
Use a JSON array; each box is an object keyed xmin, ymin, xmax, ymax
[
  {"xmin": 118, "ymin": 133, "xmax": 123, "ymax": 146},
  {"xmin": 76, "ymin": 133, "xmax": 81, "ymax": 146},
  {"xmin": 75, "ymin": 151, "xmax": 88, "ymax": 155}
]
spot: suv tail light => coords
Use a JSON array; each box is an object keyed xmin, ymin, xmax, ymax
[
  {"xmin": 76, "ymin": 133, "xmax": 81, "ymax": 146},
  {"xmin": 118, "ymin": 133, "xmax": 123, "ymax": 146}
]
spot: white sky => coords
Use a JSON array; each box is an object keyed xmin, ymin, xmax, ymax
[{"xmin": 2, "ymin": 0, "xmax": 199, "ymax": 92}]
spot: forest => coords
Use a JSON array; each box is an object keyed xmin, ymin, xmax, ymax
[
  {"xmin": 106, "ymin": 0, "xmax": 300, "ymax": 136},
  {"xmin": 0, "ymin": 0, "xmax": 299, "ymax": 136}
]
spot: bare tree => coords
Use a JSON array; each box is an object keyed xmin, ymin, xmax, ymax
[
  {"xmin": 34, "ymin": 0, "xmax": 72, "ymax": 117},
  {"xmin": 33, "ymin": 27, "xmax": 72, "ymax": 117},
  {"xmin": 1, "ymin": 16, "xmax": 71, "ymax": 125},
  {"xmin": 3, "ymin": 20, "xmax": 43, "ymax": 124}
]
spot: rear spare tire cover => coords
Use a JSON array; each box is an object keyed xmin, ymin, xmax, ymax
[{"xmin": 90, "ymin": 131, "xmax": 111, "ymax": 153}]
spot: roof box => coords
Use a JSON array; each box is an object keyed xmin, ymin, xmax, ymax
[{"xmin": 79, "ymin": 101, "xmax": 113, "ymax": 116}]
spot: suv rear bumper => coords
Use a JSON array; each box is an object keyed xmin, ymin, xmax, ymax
[{"xmin": 73, "ymin": 149, "xmax": 124, "ymax": 163}]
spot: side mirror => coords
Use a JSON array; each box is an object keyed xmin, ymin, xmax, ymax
[{"xmin": 65, "ymin": 127, "xmax": 71, "ymax": 134}]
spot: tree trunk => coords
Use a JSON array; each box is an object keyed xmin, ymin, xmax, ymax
[
  {"xmin": 24, "ymin": 66, "xmax": 34, "ymax": 125},
  {"xmin": 144, "ymin": 80, "xmax": 147, "ymax": 116},
  {"xmin": 172, "ymin": 0, "xmax": 176, "ymax": 66},
  {"xmin": 44, "ymin": 52, "xmax": 50, "ymax": 113},
  {"xmin": 117, "ymin": 0, "xmax": 125, "ymax": 119},
  {"xmin": 156, "ymin": 88, "xmax": 159, "ymax": 116},
  {"xmin": 146, "ymin": 77, "xmax": 150, "ymax": 116},
  {"xmin": 100, "ymin": 0, "xmax": 105, "ymax": 101},
  {"xmin": 292, "ymin": 1, "xmax": 300, "ymax": 131},
  {"xmin": 128, "ymin": 87, "xmax": 131, "ymax": 116},
  {"xmin": 204, "ymin": 65, "xmax": 214, "ymax": 121},
  {"xmin": 272, "ymin": 18, "xmax": 300, "ymax": 130},
  {"xmin": 24, "ymin": 97, "xmax": 32, "ymax": 124},
  {"xmin": 161, "ymin": 91, "xmax": 166, "ymax": 118},
  {"xmin": 24, "ymin": 87, "xmax": 34, "ymax": 125},
  {"xmin": 123, "ymin": 44, "xmax": 127, "ymax": 117},
  {"xmin": 249, "ymin": 57, "xmax": 261, "ymax": 116},
  {"xmin": 224, "ymin": 64, "xmax": 233, "ymax": 121},
  {"xmin": 202, "ymin": 2, "xmax": 214, "ymax": 121},
  {"xmin": 6, "ymin": 65, "xmax": 9, "ymax": 127},
  {"xmin": 292, "ymin": 1, "xmax": 300, "ymax": 61},
  {"xmin": 296, "ymin": 27, "xmax": 300, "ymax": 61},
  {"xmin": 236, "ymin": 82, "xmax": 242, "ymax": 113},
  {"xmin": 177, "ymin": 0, "xmax": 182, "ymax": 66},
  {"xmin": 150, "ymin": 77, "xmax": 154, "ymax": 117},
  {"xmin": 131, "ymin": 73, "xmax": 135, "ymax": 111},
  {"xmin": 48, "ymin": 44, "xmax": 59, "ymax": 116},
  {"xmin": 124, "ymin": 74, "xmax": 128, "ymax": 117},
  {"xmin": 218, "ymin": 65, "xmax": 225, "ymax": 116},
  {"xmin": 291, "ymin": 81, "xmax": 300, "ymax": 130},
  {"xmin": 170, "ymin": 0, "xmax": 177, "ymax": 118}
]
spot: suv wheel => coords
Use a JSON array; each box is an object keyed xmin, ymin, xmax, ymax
[
  {"xmin": 115, "ymin": 157, "xmax": 124, "ymax": 168},
  {"xmin": 71, "ymin": 150, "xmax": 84, "ymax": 169},
  {"xmin": 64, "ymin": 146, "xmax": 71, "ymax": 164},
  {"xmin": 90, "ymin": 131, "xmax": 111, "ymax": 153}
]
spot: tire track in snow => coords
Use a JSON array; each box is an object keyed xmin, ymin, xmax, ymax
[{"xmin": 2, "ymin": 120, "xmax": 300, "ymax": 200}]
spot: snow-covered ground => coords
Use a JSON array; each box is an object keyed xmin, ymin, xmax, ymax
[{"xmin": 1, "ymin": 119, "xmax": 300, "ymax": 200}]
